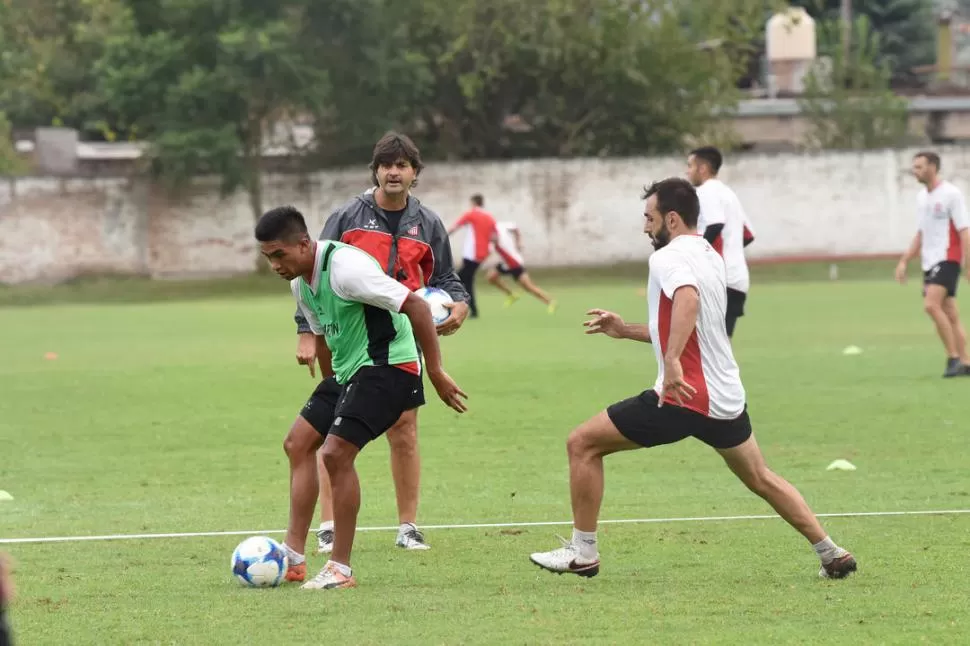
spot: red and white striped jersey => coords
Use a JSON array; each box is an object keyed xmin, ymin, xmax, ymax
[
  {"xmin": 917, "ymin": 180, "xmax": 969, "ymax": 271},
  {"xmin": 647, "ymin": 234, "xmax": 746, "ymax": 420},
  {"xmin": 494, "ymin": 221, "xmax": 525, "ymax": 269}
]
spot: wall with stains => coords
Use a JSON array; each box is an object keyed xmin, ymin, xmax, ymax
[{"xmin": 2, "ymin": 147, "xmax": 967, "ymax": 284}]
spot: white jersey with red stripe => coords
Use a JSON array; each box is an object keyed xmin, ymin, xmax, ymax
[
  {"xmin": 647, "ymin": 234, "xmax": 745, "ymax": 420},
  {"xmin": 494, "ymin": 221, "xmax": 525, "ymax": 269},
  {"xmin": 917, "ymin": 180, "xmax": 970, "ymax": 271},
  {"xmin": 696, "ymin": 178, "xmax": 751, "ymax": 293}
]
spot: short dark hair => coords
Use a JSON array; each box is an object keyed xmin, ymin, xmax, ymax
[
  {"xmin": 689, "ymin": 146, "xmax": 723, "ymax": 174},
  {"xmin": 255, "ymin": 205, "xmax": 309, "ymax": 243},
  {"xmin": 641, "ymin": 178, "xmax": 700, "ymax": 228},
  {"xmin": 369, "ymin": 131, "xmax": 424, "ymax": 187},
  {"xmin": 915, "ymin": 151, "xmax": 941, "ymax": 170},
  {"xmin": 470, "ymin": 194, "xmax": 484, "ymax": 207}
]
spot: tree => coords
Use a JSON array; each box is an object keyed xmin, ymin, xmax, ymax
[
  {"xmin": 798, "ymin": 14, "xmax": 910, "ymax": 150},
  {"xmin": 304, "ymin": 0, "xmax": 771, "ymax": 162},
  {"xmin": 0, "ymin": 0, "xmax": 133, "ymax": 138},
  {"xmin": 791, "ymin": 0, "xmax": 936, "ymax": 85},
  {"xmin": 0, "ymin": 113, "xmax": 27, "ymax": 176},
  {"xmin": 95, "ymin": 0, "xmax": 330, "ymax": 226}
]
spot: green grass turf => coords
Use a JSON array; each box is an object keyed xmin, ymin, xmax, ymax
[{"xmin": 2, "ymin": 270, "xmax": 969, "ymax": 644}]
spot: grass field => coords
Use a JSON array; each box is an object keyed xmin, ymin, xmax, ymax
[{"xmin": 2, "ymin": 261, "xmax": 970, "ymax": 645}]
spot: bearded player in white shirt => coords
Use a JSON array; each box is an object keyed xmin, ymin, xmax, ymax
[
  {"xmin": 895, "ymin": 151, "xmax": 970, "ymax": 378},
  {"xmin": 529, "ymin": 177, "xmax": 857, "ymax": 581},
  {"xmin": 687, "ymin": 146, "xmax": 755, "ymax": 338}
]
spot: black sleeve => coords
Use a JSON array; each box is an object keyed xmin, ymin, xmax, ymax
[{"xmin": 703, "ymin": 223, "xmax": 724, "ymax": 245}]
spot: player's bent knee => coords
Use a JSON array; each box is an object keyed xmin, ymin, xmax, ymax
[
  {"xmin": 386, "ymin": 411, "xmax": 418, "ymax": 446},
  {"xmin": 321, "ymin": 436, "xmax": 357, "ymax": 473},
  {"xmin": 566, "ymin": 412, "xmax": 621, "ymax": 458},
  {"xmin": 284, "ymin": 417, "xmax": 321, "ymax": 460}
]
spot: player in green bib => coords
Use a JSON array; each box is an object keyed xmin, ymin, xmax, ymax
[{"xmin": 255, "ymin": 206, "xmax": 468, "ymax": 591}]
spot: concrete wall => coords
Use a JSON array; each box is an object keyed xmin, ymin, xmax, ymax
[{"xmin": 2, "ymin": 146, "xmax": 968, "ymax": 285}]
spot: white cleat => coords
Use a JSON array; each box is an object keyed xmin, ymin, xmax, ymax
[
  {"xmin": 300, "ymin": 562, "xmax": 357, "ymax": 590},
  {"xmin": 396, "ymin": 525, "xmax": 431, "ymax": 551},
  {"xmin": 315, "ymin": 528, "xmax": 334, "ymax": 555},
  {"xmin": 530, "ymin": 536, "xmax": 600, "ymax": 578}
]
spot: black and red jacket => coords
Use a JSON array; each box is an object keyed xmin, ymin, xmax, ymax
[{"xmin": 295, "ymin": 189, "xmax": 470, "ymax": 333}]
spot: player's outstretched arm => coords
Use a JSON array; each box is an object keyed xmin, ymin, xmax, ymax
[
  {"xmin": 400, "ymin": 294, "xmax": 468, "ymax": 413},
  {"xmin": 583, "ymin": 309, "xmax": 651, "ymax": 342},
  {"xmin": 895, "ymin": 232, "xmax": 922, "ymax": 283}
]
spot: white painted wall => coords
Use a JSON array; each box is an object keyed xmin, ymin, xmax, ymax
[{"xmin": 1, "ymin": 146, "xmax": 966, "ymax": 284}]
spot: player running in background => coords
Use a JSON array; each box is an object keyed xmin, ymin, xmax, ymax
[
  {"xmin": 687, "ymin": 146, "xmax": 755, "ymax": 338},
  {"xmin": 895, "ymin": 151, "xmax": 970, "ymax": 377},
  {"xmin": 529, "ymin": 177, "xmax": 857, "ymax": 581},
  {"xmin": 257, "ymin": 206, "xmax": 467, "ymax": 590},
  {"xmin": 448, "ymin": 194, "xmax": 498, "ymax": 318},
  {"xmin": 296, "ymin": 132, "xmax": 470, "ymax": 555},
  {"xmin": 486, "ymin": 221, "xmax": 556, "ymax": 313}
]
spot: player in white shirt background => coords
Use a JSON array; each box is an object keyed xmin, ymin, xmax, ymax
[
  {"xmin": 687, "ymin": 146, "xmax": 755, "ymax": 339},
  {"xmin": 486, "ymin": 221, "xmax": 557, "ymax": 313},
  {"xmin": 895, "ymin": 151, "xmax": 970, "ymax": 378},
  {"xmin": 528, "ymin": 177, "xmax": 857, "ymax": 581}
]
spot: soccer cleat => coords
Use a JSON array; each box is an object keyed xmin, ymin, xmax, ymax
[
  {"xmin": 818, "ymin": 552, "xmax": 858, "ymax": 579},
  {"xmin": 529, "ymin": 536, "xmax": 600, "ymax": 578},
  {"xmin": 395, "ymin": 525, "xmax": 431, "ymax": 550},
  {"xmin": 284, "ymin": 562, "xmax": 307, "ymax": 583},
  {"xmin": 300, "ymin": 562, "xmax": 358, "ymax": 590},
  {"xmin": 315, "ymin": 528, "xmax": 334, "ymax": 554},
  {"xmin": 943, "ymin": 358, "xmax": 963, "ymax": 378},
  {"xmin": 503, "ymin": 293, "xmax": 521, "ymax": 308}
]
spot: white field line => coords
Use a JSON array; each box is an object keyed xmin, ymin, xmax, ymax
[{"xmin": 2, "ymin": 508, "xmax": 969, "ymax": 545}]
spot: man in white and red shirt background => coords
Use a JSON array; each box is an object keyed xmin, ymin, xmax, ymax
[
  {"xmin": 448, "ymin": 193, "xmax": 498, "ymax": 318},
  {"xmin": 528, "ymin": 177, "xmax": 856, "ymax": 581},
  {"xmin": 895, "ymin": 151, "xmax": 970, "ymax": 378},
  {"xmin": 686, "ymin": 146, "xmax": 755, "ymax": 339}
]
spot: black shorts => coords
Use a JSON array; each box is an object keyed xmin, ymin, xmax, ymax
[
  {"xmin": 923, "ymin": 261, "xmax": 960, "ymax": 298},
  {"xmin": 496, "ymin": 263, "xmax": 525, "ymax": 280},
  {"xmin": 0, "ymin": 607, "xmax": 10, "ymax": 646},
  {"xmin": 725, "ymin": 288, "xmax": 747, "ymax": 337},
  {"xmin": 607, "ymin": 389, "xmax": 752, "ymax": 450},
  {"xmin": 299, "ymin": 365, "xmax": 425, "ymax": 449}
]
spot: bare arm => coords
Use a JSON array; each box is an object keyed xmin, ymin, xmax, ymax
[
  {"xmin": 899, "ymin": 232, "xmax": 922, "ymax": 264},
  {"xmin": 313, "ymin": 336, "xmax": 335, "ymax": 381},
  {"xmin": 583, "ymin": 309, "xmax": 651, "ymax": 342},
  {"xmin": 663, "ymin": 287, "xmax": 699, "ymax": 362},
  {"xmin": 961, "ymin": 228, "xmax": 970, "ymax": 268},
  {"xmin": 895, "ymin": 232, "xmax": 922, "ymax": 283},
  {"xmin": 399, "ymin": 293, "xmax": 467, "ymax": 413},
  {"xmin": 620, "ymin": 323, "xmax": 652, "ymax": 342}
]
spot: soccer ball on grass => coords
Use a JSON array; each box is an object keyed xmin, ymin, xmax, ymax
[{"xmin": 231, "ymin": 536, "xmax": 288, "ymax": 588}]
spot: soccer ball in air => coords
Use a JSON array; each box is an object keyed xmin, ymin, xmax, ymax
[
  {"xmin": 415, "ymin": 286, "xmax": 454, "ymax": 325},
  {"xmin": 231, "ymin": 536, "xmax": 288, "ymax": 587}
]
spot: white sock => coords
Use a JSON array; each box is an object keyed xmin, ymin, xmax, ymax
[
  {"xmin": 282, "ymin": 542, "xmax": 305, "ymax": 565},
  {"xmin": 399, "ymin": 522, "xmax": 417, "ymax": 535},
  {"xmin": 327, "ymin": 560, "xmax": 352, "ymax": 577},
  {"xmin": 319, "ymin": 520, "xmax": 334, "ymax": 532},
  {"xmin": 812, "ymin": 536, "xmax": 845, "ymax": 564},
  {"xmin": 572, "ymin": 528, "xmax": 598, "ymax": 559}
]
